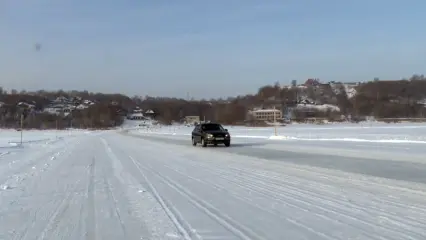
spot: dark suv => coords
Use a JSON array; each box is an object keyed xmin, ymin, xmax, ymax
[{"xmin": 191, "ymin": 122, "xmax": 231, "ymax": 147}]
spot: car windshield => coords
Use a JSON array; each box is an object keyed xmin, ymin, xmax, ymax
[{"xmin": 202, "ymin": 124, "xmax": 224, "ymax": 131}]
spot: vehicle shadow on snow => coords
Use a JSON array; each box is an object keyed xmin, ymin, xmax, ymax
[{"xmin": 210, "ymin": 142, "xmax": 267, "ymax": 148}]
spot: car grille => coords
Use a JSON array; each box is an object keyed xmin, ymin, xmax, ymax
[{"xmin": 214, "ymin": 134, "xmax": 225, "ymax": 138}]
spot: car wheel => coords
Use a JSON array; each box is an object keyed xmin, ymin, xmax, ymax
[
  {"xmin": 192, "ymin": 137, "xmax": 197, "ymax": 146},
  {"xmin": 224, "ymin": 141, "xmax": 230, "ymax": 147},
  {"xmin": 201, "ymin": 138, "xmax": 207, "ymax": 147}
]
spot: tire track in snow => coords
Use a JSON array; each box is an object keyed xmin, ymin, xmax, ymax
[
  {"xmin": 176, "ymin": 157, "xmax": 424, "ymax": 240},
  {"xmin": 113, "ymin": 132, "xmax": 426, "ymax": 239},
  {"xmin": 130, "ymin": 156, "xmax": 267, "ymax": 240},
  {"xmin": 0, "ymin": 151, "xmax": 10, "ymax": 157},
  {"xmin": 182, "ymin": 143, "xmax": 426, "ymax": 210},
  {"xmin": 0, "ymin": 138, "xmax": 76, "ymax": 189},
  {"xmin": 165, "ymin": 155, "xmax": 426, "ymax": 240},
  {"xmin": 85, "ymin": 157, "xmax": 97, "ymax": 240},
  {"xmin": 118, "ymin": 134, "xmax": 337, "ymax": 239},
  {"xmin": 102, "ymin": 175, "xmax": 127, "ymax": 238},
  {"xmin": 129, "ymin": 156, "xmax": 193, "ymax": 240},
  {"xmin": 226, "ymin": 165, "xmax": 426, "ymax": 228},
  {"xmin": 11, "ymin": 144, "xmax": 82, "ymax": 240},
  {"xmin": 123, "ymin": 138, "xmax": 426, "ymax": 240},
  {"xmin": 33, "ymin": 155, "xmax": 92, "ymax": 239},
  {"xmin": 225, "ymin": 160, "xmax": 426, "ymax": 222},
  {"xmin": 102, "ymin": 137, "xmax": 186, "ymax": 240},
  {"xmin": 206, "ymin": 145, "xmax": 426, "ymax": 196},
  {"xmin": 125, "ymin": 132, "xmax": 426, "ymax": 184},
  {"xmin": 150, "ymin": 158, "xmax": 339, "ymax": 240},
  {"xmin": 35, "ymin": 180, "xmax": 80, "ymax": 240}
]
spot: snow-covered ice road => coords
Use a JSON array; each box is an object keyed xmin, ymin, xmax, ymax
[{"xmin": 1, "ymin": 131, "xmax": 426, "ymax": 240}]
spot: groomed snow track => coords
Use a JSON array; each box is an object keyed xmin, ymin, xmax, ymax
[{"xmin": 0, "ymin": 130, "xmax": 425, "ymax": 240}]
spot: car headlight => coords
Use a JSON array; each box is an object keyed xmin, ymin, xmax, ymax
[
  {"xmin": 225, "ymin": 134, "xmax": 229, "ymax": 137},
  {"xmin": 206, "ymin": 134, "xmax": 213, "ymax": 138}
]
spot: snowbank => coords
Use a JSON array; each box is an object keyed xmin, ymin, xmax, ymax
[
  {"xmin": 0, "ymin": 129, "xmax": 92, "ymax": 148},
  {"xmin": 130, "ymin": 122, "xmax": 426, "ymax": 144},
  {"xmin": 295, "ymin": 104, "xmax": 340, "ymax": 112}
]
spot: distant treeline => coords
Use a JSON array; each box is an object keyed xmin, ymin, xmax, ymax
[{"xmin": 1, "ymin": 74, "xmax": 426, "ymax": 128}]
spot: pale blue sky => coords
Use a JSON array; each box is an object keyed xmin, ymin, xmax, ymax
[{"xmin": 1, "ymin": 0, "xmax": 425, "ymax": 99}]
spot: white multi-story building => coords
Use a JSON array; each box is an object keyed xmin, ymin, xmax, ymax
[
  {"xmin": 248, "ymin": 109, "xmax": 283, "ymax": 121},
  {"xmin": 44, "ymin": 104, "xmax": 75, "ymax": 116}
]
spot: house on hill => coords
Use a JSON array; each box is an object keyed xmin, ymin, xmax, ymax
[
  {"xmin": 17, "ymin": 101, "xmax": 36, "ymax": 109},
  {"xmin": 145, "ymin": 109, "xmax": 155, "ymax": 118},
  {"xmin": 133, "ymin": 106, "xmax": 143, "ymax": 113},
  {"xmin": 127, "ymin": 112, "xmax": 146, "ymax": 120},
  {"xmin": 184, "ymin": 116, "xmax": 200, "ymax": 125},
  {"xmin": 304, "ymin": 78, "xmax": 321, "ymax": 86},
  {"xmin": 125, "ymin": 106, "xmax": 146, "ymax": 120},
  {"xmin": 76, "ymin": 104, "xmax": 90, "ymax": 110},
  {"xmin": 44, "ymin": 103, "xmax": 75, "ymax": 117}
]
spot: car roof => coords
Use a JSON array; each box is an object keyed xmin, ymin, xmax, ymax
[{"xmin": 200, "ymin": 122, "xmax": 221, "ymax": 125}]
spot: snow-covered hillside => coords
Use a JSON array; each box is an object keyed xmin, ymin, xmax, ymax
[{"xmin": 295, "ymin": 103, "xmax": 341, "ymax": 112}]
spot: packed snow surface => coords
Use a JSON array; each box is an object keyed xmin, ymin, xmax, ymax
[
  {"xmin": 0, "ymin": 123, "xmax": 426, "ymax": 239},
  {"xmin": 134, "ymin": 122, "xmax": 426, "ymax": 143}
]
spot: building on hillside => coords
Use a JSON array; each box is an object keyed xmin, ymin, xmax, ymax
[
  {"xmin": 52, "ymin": 96, "xmax": 69, "ymax": 104},
  {"xmin": 304, "ymin": 78, "xmax": 321, "ymax": 86},
  {"xmin": 145, "ymin": 109, "xmax": 155, "ymax": 118},
  {"xmin": 76, "ymin": 104, "xmax": 89, "ymax": 110},
  {"xmin": 83, "ymin": 100, "xmax": 95, "ymax": 105},
  {"xmin": 247, "ymin": 109, "xmax": 283, "ymax": 121},
  {"xmin": 299, "ymin": 99, "xmax": 315, "ymax": 105},
  {"xmin": 17, "ymin": 102, "xmax": 36, "ymax": 109},
  {"xmin": 127, "ymin": 112, "xmax": 146, "ymax": 120},
  {"xmin": 70, "ymin": 96, "xmax": 82, "ymax": 102},
  {"xmin": 184, "ymin": 116, "xmax": 200, "ymax": 125},
  {"xmin": 43, "ymin": 103, "xmax": 75, "ymax": 116},
  {"xmin": 44, "ymin": 105, "xmax": 64, "ymax": 115},
  {"xmin": 133, "ymin": 107, "xmax": 143, "ymax": 113}
]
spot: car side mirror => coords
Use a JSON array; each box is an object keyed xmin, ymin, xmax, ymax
[{"xmin": 225, "ymin": 129, "xmax": 228, "ymax": 131}]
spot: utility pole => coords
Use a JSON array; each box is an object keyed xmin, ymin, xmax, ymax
[
  {"xmin": 56, "ymin": 119, "xmax": 58, "ymax": 139},
  {"xmin": 273, "ymin": 106, "xmax": 277, "ymax": 136},
  {"xmin": 20, "ymin": 113, "xmax": 23, "ymax": 145},
  {"xmin": 69, "ymin": 116, "xmax": 73, "ymax": 136}
]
